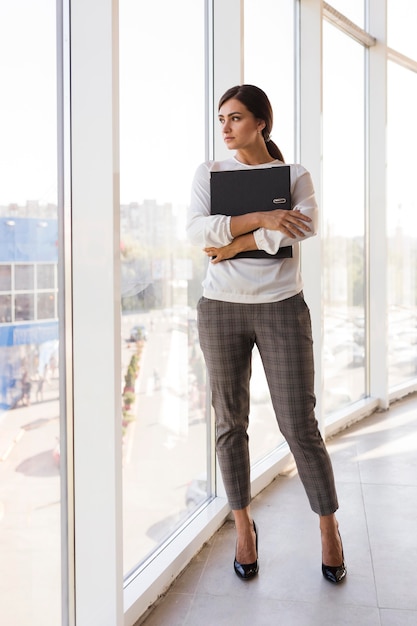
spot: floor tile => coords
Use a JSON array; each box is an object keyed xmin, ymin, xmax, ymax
[
  {"xmin": 380, "ymin": 608, "xmax": 417, "ymax": 625},
  {"xmin": 139, "ymin": 394, "xmax": 417, "ymax": 625},
  {"xmin": 140, "ymin": 593, "xmax": 194, "ymax": 626},
  {"xmin": 363, "ymin": 483, "xmax": 417, "ymax": 611}
]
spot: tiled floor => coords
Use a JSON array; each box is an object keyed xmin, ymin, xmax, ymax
[{"xmin": 139, "ymin": 393, "xmax": 417, "ymax": 625}]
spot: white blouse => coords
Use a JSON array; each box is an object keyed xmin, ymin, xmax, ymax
[{"xmin": 187, "ymin": 156, "xmax": 318, "ymax": 304}]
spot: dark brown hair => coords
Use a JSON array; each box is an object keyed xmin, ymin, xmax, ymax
[{"xmin": 218, "ymin": 84, "xmax": 285, "ymax": 162}]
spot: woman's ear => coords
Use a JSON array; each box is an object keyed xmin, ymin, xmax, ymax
[{"xmin": 257, "ymin": 119, "xmax": 266, "ymax": 133}]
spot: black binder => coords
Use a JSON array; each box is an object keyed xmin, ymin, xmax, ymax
[{"xmin": 210, "ymin": 166, "xmax": 292, "ymax": 259}]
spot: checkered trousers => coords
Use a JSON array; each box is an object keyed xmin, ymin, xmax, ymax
[{"xmin": 197, "ymin": 292, "xmax": 339, "ymax": 515}]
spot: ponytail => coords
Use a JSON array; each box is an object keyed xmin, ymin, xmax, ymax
[{"xmin": 264, "ymin": 136, "xmax": 285, "ymax": 162}]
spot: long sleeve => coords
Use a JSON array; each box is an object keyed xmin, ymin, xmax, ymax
[
  {"xmin": 186, "ymin": 162, "xmax": 234, "ymax": 248},
  {"xmin": 185, "ymin": 157, "xmax": 309, "ymax": 304},
  {"xmin": 253, "ymin": 165, "xmax": 318, "ymax": 254}
]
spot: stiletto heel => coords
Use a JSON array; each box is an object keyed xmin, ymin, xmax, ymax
[
  {"xmin": 234, "ymin": 521, "xmax": 259, "ymax": 580},
  {"xmin": 322, "ymin": 531, "xmax": 347, "ymax": 584}
]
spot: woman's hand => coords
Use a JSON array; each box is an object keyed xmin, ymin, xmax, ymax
[
  {"xmin": 204, "ymin": 233, "xmax": 257, "ymax": 263},
  {"xmin": 204, "ymin": 242, "xmax": 238, "ymax": 263},
  {"xmin": 259, "ymin": 208, "xmax": 311, "ymax": 238}
]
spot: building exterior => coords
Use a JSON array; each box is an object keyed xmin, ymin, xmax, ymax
[{"xmin": 0, "ymin": 214, "xmax": 59, "ymax": 409}]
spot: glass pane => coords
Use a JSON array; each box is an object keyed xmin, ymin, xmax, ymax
[
  {"xmin": 0, "ymin": 265, "xmax": 11, "ymax": 291},
  {"xmin": 243, "ymin": 0, "xmax": 295, "ymax": 464},
  {"xmin": 322, "ymin": 22, "xmax": 366, "ymax": 415},
  {"xmin": 37, "ymin": 293, "xmax": 56, "ymax": 320},
  {"xmin": 15, "ymin": 264, "xmax": 35, "ymax": 291},
  {"xmin": 388, "ymin": 0, "xmax": 417, "ymax": 60},
  {"xmin": 37, "ymin": 264, "xmax": 55, "ymax": 289},
  {"xmin": 0, "ymin": 294, "xmax": 12, "ymax": 323},
  {"xmin": 327, "ymin": 1, "xmax": 364, "ymax": 28},
  {"xmin": 119, "ymin": 0, "xmax": 207, "ymax": 575},
  {"xmin": 244, "ymin": 0, "xmax": 295, "ymax": 163},
  {"xmin": 387, "ymin": 62, "xmax": 417, "ymax": 387},
  {"xmin": 0, "ymin": 1, "xmax": 61, "ymax": 624},
  {"xmin": 15, "ymin": 294, "xmax": 35, "ymax": 321}
]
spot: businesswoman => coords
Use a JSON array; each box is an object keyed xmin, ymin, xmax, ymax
[{"xmin": 187, "ymin": 84, "xmax": 346, "ymax": 584}]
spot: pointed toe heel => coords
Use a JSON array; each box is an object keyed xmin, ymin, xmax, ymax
[
  {"xmin": 234, "ymin": 521, "xmax": 259, "ymax": 580},
  {"xmin": 321, "ymin": 562, "xmax": 347, "ymax": 584},
  {"xmin": 322, "ymin": 531, "xmax": 347, "ymax": 584}
]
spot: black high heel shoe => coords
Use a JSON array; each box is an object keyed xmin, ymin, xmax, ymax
[
  {"xmin": 234, "ymin": 521, "xmax": 259, "ymax": 580},
  {"xmin": 322, "ymin": 531, "xmax": 347, "ymax": 584}
]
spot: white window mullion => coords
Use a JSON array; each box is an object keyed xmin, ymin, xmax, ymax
[
  {"xmin": 298, "ymin": 0, "xmax": 324, "ymax": 431},
  {"xmin": 70, "ymin": 1, "xmax": 123, "ymax": 624},
  {"xmin": 211, "ymin": 0, "xmax": 243, "ymax": 495},
  {"xmin": 368, "ymin": 0, "xmax": 389, "ymax": 408}
]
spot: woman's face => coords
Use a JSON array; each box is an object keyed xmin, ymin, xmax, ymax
[{"xmin": 218, "ymin": 98, "xmax": 264, "ymax": 152}]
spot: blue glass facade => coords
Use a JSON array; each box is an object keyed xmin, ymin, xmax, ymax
[{"xmin": 0, "ymin": 216, "xmax": 58, "ymax": 410}]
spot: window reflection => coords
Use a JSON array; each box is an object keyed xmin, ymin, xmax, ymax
[
  {"xmin": 37, "ymin": 293, "xmax": 56, "ymax": 320},
  {"xmin": 0, "ymin": 265, "xmax": 12, "ymax": 291},
  {"xmin": 119, "ymin": 0, "xmax": 207, "ymax": 575},
  {"xmin": 0, "ymin": 261, "xmax": 58, "ymax": 323},
  {"xmin": 15, "ymin": 293, "xmax": 35, "ymax": 321},
  {"xmin": 322, "ymin": 22, "xmax": 366, "ymax": 414},
  {"xmin": 0, "ymin": 1, "xmax": 61, "ymax": 624},
  {"xmin": 0, "ymin": 294, "xmax": 12, "ymax": 323},
  {"xmin": 37, "ymin": 264, "xmax": 55, "ymax": 289},
  {"xmin": 387, "ymin": 62, "xmax": 417, "ymax": 387},
  {"xmin": 15, "ymin": 264, "xmax": 35, "ymax": 291}
]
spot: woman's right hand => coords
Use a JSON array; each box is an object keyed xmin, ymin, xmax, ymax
[{"xmin": 259, "ymin": 208, "xmax": 312, "ymax": 238}]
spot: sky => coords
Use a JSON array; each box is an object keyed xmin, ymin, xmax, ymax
[
  {"xmin": 118, "ymin": 0, "xmax": 205, "ymax": 206},
  {"xmin": 0, "ymin": 1, "xmax": 57, "ymax": 205}
]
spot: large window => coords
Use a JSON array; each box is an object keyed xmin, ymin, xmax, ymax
[
  {"xmin": 0, "ymin": 2, "xmax": 61, "ymax": 625},
  {"xmin": 322, "ymin": 20, "xmax": 367, "ymax": 414},
  {"xmin": 244, "ymin": 0, "xmax": 295, "ymax": 164},
  {"xmin": 3, "ymin": 3, "xmax": 417, "ymax": 624},
  {"xmin": 243, "ymin": 0, "xmax": 295, "ymax": 464},
  {"xmin": 119, "ymin": 0, "xmax": 208, "ymax": 577},
  {"xmin": 387, "ymin": 0, "xmax": 417, "ymax": 60},
  {"xmin": 0, "ymin": 262, "xmax": 57, "ymax": 322},
  {"xmin": 387, "ymin": 61, "xmax": 417, "ymax": 388}
]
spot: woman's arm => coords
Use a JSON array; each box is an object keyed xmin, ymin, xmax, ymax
[
  {"xmin": 230, "ymin": 208, "xmax": 312, "ymax": 239},
  {"xmin": 187, "ymin": 162, "xmax": 317, "ymax": 253},
  {"xmin": 187, "ymin": 163, "xmax": 234, "ymax": 248},
  {"xmin": 253, "ymin": 165, "xmax": 319, "ymax": 254},
  {"xmin": 204, "ymin": 233, "xmax": 257, "ymax": 264},
  {"xmin": 206, "ymin": 165, "xmax": 319, "ymax": 262},
  {"xmin": 204, "ymin": 206, "xmax": 311, "ymax": 262}
]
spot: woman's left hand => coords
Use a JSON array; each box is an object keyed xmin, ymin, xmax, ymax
[
  {"xmin": 204, "ymin": 233, "xmax": 256, "ymax": 262},
  {"xmin": 203, "ymin": 243, "xmax": 237, "ymax": 263}
]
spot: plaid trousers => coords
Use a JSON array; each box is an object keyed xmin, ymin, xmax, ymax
[{"xmin": 197, "ymin": 292, "xmax": 339, "ymax": 515}]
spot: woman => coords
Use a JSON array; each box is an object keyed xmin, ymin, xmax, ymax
[{"xmin": 187, "ymin": 84, "xmax": 346, "ymax": 584}]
